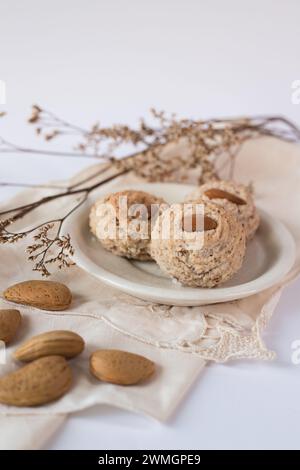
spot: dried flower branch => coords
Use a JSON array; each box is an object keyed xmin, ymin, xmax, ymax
[
  {"xmin": 28, "ymin": 106, "xmax": 300, "ymax": 181},
  {"xmin": 118, "ymin": 113, "xmax": 300, "ymax": 183},
  {"xmin": 0, "ymin": 106, "xmax": 299, "ymax": 275},
  {"xmin": 0, "ymin": 168, "xmax": 127, "ymax": 275}
]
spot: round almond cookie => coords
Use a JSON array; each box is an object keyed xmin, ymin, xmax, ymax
[
  {"xmin": 150, "ymin": 201, "xmax": 246, "ymax": 287},
  {"xmin": 185, "ymin": 180, "xmax": 259, "ymax": 240},
  {"xmin": 90, "ymin": 190, "xmax": 167, "ymax": 260}
]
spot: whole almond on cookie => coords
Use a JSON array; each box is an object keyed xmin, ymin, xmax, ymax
[
  {"xmin": 0, "ymin": 356, "xmax": 72, "ymax": 407},
  {"xmin": 90, "ymin": 349, "xmax": 155, "ymax": 385},
  {"xmin": 184, "ymin": 214, "xmax": 218, "ymax": 232},
  {"xmin": 3, "ymin": 280, "xmax": 72, "ymax": 311},
  {"xmin": 14, "ymin": 330, "xmax": 85, "ymax": 362},
  {"xmin": 0, "ymin": 309, "xmax": 22, "ymax": 344},
  {"xmin": 204, "ymin": 188, "xmax": 246, "ymax": 205}
]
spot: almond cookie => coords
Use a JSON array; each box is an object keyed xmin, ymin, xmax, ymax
[
  {"xmin": 90, "ymin": 190, "xmax": 167, "ymax": 260},
  {"xmin": 185, "ymin": 180, "xmax": 259, "ymax": 240},
  {"xmin": 150, "ymin": 201, "xmax": 246, "ymax": 287}
]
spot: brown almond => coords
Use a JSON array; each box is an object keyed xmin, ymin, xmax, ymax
[
  {"xmin": 0, "ymin": 309, "xmax": 22, "ymax": 344},
  {"xmin": 3, "ymin": 280, "xmax": 72, "ymax": 311},
  {"xmin": 184, "ymin": 214, "xmax": 218, "ymax": 232},
  {"xmin": 14, "ymin": 330, "xmax": 85, "ymax": 362},
  {"xmin": 204, "ymin": 188, "xmax": 246, "ymax": 205},
  {"xmin": 90, "ymin": 349, "xmax": 155, "ymax": 385},
  {"xmin": 204, "ymin": 216, "xmax": 218, "ymax": 231},
  {"xmin": 0, "ymin": 356, "xmax": 72, "ymax": 407}
]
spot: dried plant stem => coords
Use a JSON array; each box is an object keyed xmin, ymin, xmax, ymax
[
  {"xmin": 0, "ymin": 182, "xmax": 67, "ymax": 190},
  {"xmin": 0, "ymin": 167, "xmax": 127, "ymax": 218},
  {"xmin": 0, "ymin": 137, "xmax": 102, "ymax": 159}
]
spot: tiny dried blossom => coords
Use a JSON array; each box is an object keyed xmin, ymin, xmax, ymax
[
  {"xmin": 28, "ymin": 105, "xmax": 42, "ymax": 123},
  {"xmin": 0, "ymin": 218, "xmax": 27, "ymax": 244},
  {"xmin": 45, "ymin": 130, "xmax": 60, "ymax": 141}
]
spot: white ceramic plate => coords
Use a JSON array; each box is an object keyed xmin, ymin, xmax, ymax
[{"xmin": 64, "ymin": 182, "xmax": 296, "ymax": 306}]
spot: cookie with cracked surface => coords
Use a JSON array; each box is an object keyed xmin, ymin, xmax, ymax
[
  {"xmin": 90, "ymin": 190, "xmax": 167, "ymax": 260},
  {"xmin": 150, "ymin": 201, "xmax": 246, "ymax": 287}
]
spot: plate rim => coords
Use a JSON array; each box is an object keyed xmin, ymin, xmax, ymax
[{"xmin": 63, "ymin": 182, "xmax": 296, "ymax": 306}]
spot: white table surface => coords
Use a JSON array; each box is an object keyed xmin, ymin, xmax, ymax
[{"xmin": 1, "ymin": 0, "xmax": 300, "ymax": 450}]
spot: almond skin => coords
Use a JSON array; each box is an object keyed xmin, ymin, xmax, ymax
[
  {"xmin": 13, "ymin": 330, "xmax": 85, "ymax": 362},
  {"xmin": 184, "ymin": 214, "xmax": 217, "ymax": 232},
  {"xmin": 3, "ymin": 280, "xmax": 72, "ymax": 311},
  {"xmin": 204, "ymin": 188, "xmax": 246, "ymax": 205},
  {"xmin": 204, "ymin": 216, "xmax": 218, "ymax": 230},
  {"xmin": 90, "ymin": 349, "xmax": 155, "ymax": 385},
  {"xmin": 0, "ymin": 356, "xmax": 72, "ymax": 407},
  {"xmin": 0, "ymin": 309, "xmax": 22, "ymax": 344}
]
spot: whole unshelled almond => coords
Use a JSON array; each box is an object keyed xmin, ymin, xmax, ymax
[
  {"xmin": 14, "ymin": 330, "xmax": 85, "ymax": 362},
  {"xmin": 204, "ymin": 188, "xmax": 246, "ymax": 205},
  {"xmin": 0, "ymin": 356, "xmax": 72, "ymax": 407},
  {"xmin": 3, "ymin": 280, "xmax": 72, "ymax": 311},
  {"xmin": 90, "ymin": 349, "xmax": 155, "ymax": 385},
  {"xmin": 0, "ymin": 309, "xmax": 22, "ymax": 344}
]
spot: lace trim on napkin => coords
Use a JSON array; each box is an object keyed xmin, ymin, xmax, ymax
[{"xmin": 97, "ymin": 289, "xmax": 281, "ymax": 363}]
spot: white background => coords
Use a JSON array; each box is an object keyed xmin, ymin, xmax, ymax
[{"xmin": 0, "ymin": 0, "xmax": 300, "ymax": 450}]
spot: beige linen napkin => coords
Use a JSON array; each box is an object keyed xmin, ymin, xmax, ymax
[{"xmin": 0, "ymin": 137, "xmax": 299, "ymax": 449}]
